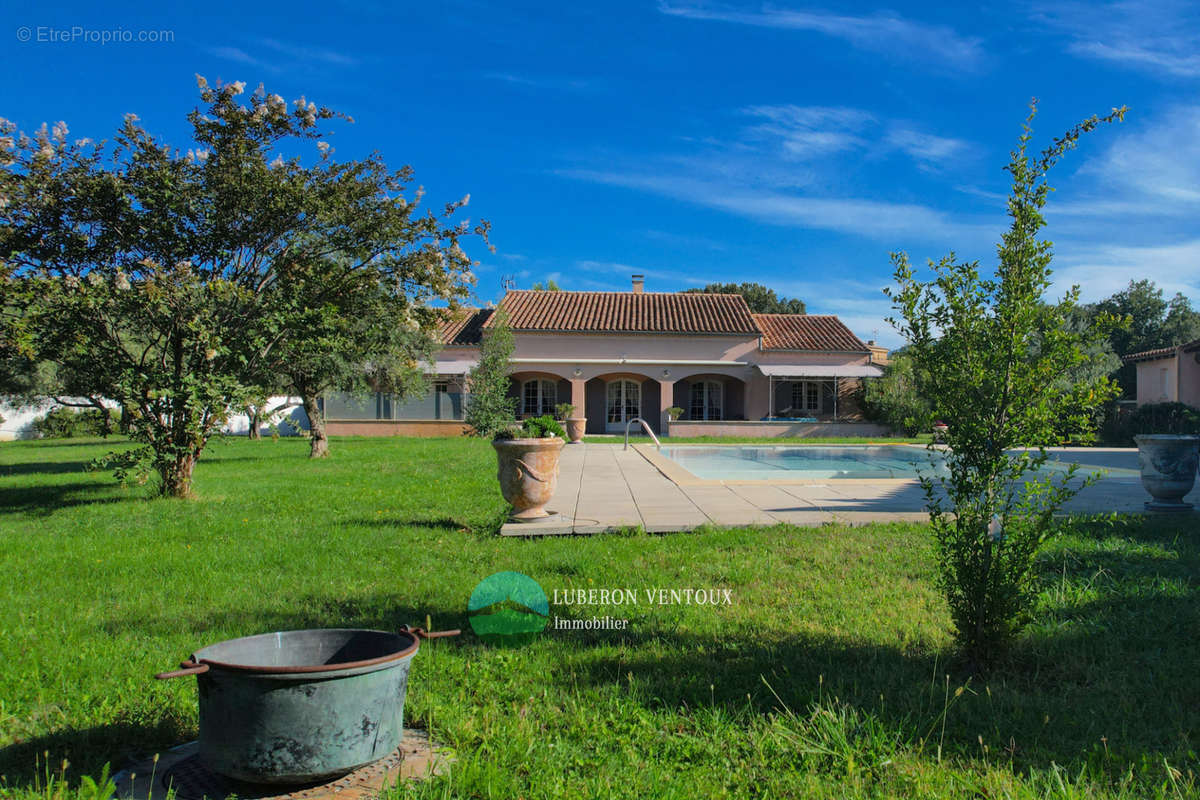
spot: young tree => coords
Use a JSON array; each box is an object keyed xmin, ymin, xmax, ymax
[
  {"xmin": 1088, "ymin": 280, "xmax": 1200, "ymax": 396},
  {"xmin": 2, "ymin": 78, "xmax": 486, "ymax": 496},
  {"xmin": 886, "ymin": 101, "xmax": 1125, "ymax": 669},
  {"xmin": 464, "ymin": 308, "xmax": 516, "ymax": 438},
  {"xmin": 683, "ymin": 282, "xmax": 806, "ymax": 314}
]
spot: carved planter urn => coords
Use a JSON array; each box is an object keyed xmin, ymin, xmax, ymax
[
  {"xmin": 492, "ymin": 437, "xmax": 565, "ymax": 521},
  {"xmin": 564, "ymin": 418, "xmax": 587, "ymax": 444},
  {"xmin": 1133, "ymin": 434, "xmax": 1200, "ymax": 511}
]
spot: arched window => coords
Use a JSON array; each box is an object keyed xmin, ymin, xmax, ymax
[
  {"xmin": 522, "ymin": 379, "xmax": 557, "ymax": 416},
  {"xmin": 689, "ymin": 380, "xmax": 723, "ymax": 420}
]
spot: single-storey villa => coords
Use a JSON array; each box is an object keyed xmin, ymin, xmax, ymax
[
  {"xmin": 323, "ymin": 276, "xmax": 886, "ymax": 438},
  {"xmin": 1122, "ymin": 337, "xmax": 1200, "ymax": 407}
]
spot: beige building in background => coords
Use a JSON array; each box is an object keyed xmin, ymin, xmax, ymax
[
  {"xmin": 324, "ymin": 276, "xmax": 885, "ymax": 438},
  {"xmin": 1123, "ymin": 338, "xmax": 1200, "ymax": 407}
]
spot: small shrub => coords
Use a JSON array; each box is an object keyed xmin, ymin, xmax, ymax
[
  {"xmin": 666, "ymin": 406, "xmax": 684, "ymax": 421},
  {"xmin": 1117, "ymin": 402, "xmax": 1200, "ymax": 444},
  {"xmin": 495, "ymin": 415, "xmax": 565, "ymax": 440},
  {"xmin": 554, "ymin": 403, "xmax": 576, "ymax": 420},
  {"xmin": 33, "ymin": 407, "xmax": 118, "ymax": 438}
]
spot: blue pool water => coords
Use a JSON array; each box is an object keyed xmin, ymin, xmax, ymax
[{"xmin": 658, "ymin": 445, "xmax": 945, "ymax": 480}]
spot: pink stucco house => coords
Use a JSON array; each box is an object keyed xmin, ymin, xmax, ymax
[
  {"xmin": 1123, "ymin": 337, "xmax": 1200, "ymax": 407},
  {"xmin": 324, "ymin": 276, "xmax": 885, "ymax": 437}
]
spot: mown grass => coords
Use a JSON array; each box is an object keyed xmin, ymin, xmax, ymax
[{"xmin": 0, "ymin": 436, "xmax": 1196, "ymax": 799}]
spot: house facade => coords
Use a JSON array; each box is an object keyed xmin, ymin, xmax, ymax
[
  {"xmin": 1123, "ymin": 337, "xmax": 1200, "ymax": 407},
  {"xmin": 324, "ymin": 277, "xmax": 885, "ymax": 438}
]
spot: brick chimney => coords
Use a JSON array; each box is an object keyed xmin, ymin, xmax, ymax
[{"xmin": 631, "ymin": 274, "xmax": 645, "ymax": 294}]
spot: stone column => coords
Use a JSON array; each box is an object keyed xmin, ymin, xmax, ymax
[
  {"xmin": 570, "ymin": 378, "xmax": 586, "ymax": 418},
  {"xmin": 658, "ymin": 379, "xmax": 674, "ymax": 435}
]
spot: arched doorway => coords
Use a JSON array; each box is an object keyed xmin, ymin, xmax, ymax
[
  {"xmin": 689, "ymin": 379, "xmax": 723, "ymax": 420},
  {"xmin": 605, "ymin": 379, "xmax": 641, "ymax": 433}
]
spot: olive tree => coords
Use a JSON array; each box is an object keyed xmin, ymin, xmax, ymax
[
  {"xmin": 1, "ymin": 78, "xmax": 486, "ymax": 496},
  {"xmin": 885, "ymin": 102, "xmax": 1125, "ymax": 668}
]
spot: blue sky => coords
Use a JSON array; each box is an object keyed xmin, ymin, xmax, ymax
[{"xmin": 4, "ymin": 0, "xmax": 1199, "ymax": 346}]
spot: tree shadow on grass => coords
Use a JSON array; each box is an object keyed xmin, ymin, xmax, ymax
[
  {"xmin": 0, "ymin": 717, "xmax": 189, "ymax": 790},
  {"xmin": 346, "ymin": 516, "xmax": 473, "ymax": 533},
  {"xmin": 0, "ymin": 482, "xmax": 128, "ymax": 516},
  {"xmin": 0, "ymin": 460, "xmax": 97, "ymax": 478}
]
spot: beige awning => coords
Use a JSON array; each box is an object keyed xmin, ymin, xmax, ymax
[{"xmin": 757, "ymin": 364, "xmax": 883, "ymax": 378}]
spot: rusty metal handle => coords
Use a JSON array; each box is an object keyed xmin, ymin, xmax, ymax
[
  {"xmin": 156, "ymin": 661, "xmax": 210, "ymax": 680},
  {"xmin": 400, "ymin": 625, "xmax": 461, "ymax": 639}
]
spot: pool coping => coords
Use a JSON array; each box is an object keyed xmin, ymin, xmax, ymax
[{"xmin": 633, "ymin": 443, "xmax": 1143, "ymax": 487}]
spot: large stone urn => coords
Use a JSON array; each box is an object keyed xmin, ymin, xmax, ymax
[
  {"xmin": 564, "ymin": 417, "xmax": 587, "ymax": 444},
  {"xmin": 1133, "ymin": 434, "xmax": 1200, "ymax": 511},
  {"xmin": 492, "ymin": 437, "xmax": 565, "ymax": 521}
]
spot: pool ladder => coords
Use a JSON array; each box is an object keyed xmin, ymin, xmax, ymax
[{"xmin": 623, "ymin": 417, "xmax": 662, "ymax": 451}]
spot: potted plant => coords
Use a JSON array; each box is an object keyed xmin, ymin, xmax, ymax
[
  {"xmin": 666, "ymin": 407, "xmax": 684, "ymax": 422},
  {"xmin": 493, "ymin": 415, "xmax": 567, "ymax": 521},
  {"xmin": 556, "ymin": 402, "xmax": 586, "ymax": 444},
  {"xmin": 1133, "ymin": 434, "xmax": 1200, "ymax": 511}
]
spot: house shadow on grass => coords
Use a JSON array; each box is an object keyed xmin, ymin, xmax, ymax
[{"xmin": 0, "ymin": 481, "xmax": 128, "ymax": 516}]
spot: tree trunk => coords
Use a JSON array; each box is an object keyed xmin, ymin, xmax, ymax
[
  {"xmin": 303, "ymin": 394, "xmax": 328, "ymax": 458},
  {"xmin": 158, "ymin": 452, "xmax": 197, "ymax": 498},
  {"xmin": 247, "ymin": 406, "xmax": 262, "ymax": 440}
]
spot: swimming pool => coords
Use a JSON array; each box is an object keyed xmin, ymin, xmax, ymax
[{"xmin": 657, "ymin": 445, "xmax": 943, "ymax": 480}]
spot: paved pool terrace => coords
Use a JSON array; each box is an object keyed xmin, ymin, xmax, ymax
[{"xmin": 498, "ymin": 443, "xmax": 1188, "ymax": 536}]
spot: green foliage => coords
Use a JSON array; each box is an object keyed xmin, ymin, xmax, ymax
[
  {"xmin": 530, "ymin": 278, "xmax": 561, "ymax": 291},
  {"xmin": 683, "ymin": 282, "xmax": 806, "ymax": 314},
  {"xmin": 1, "ymin": 77, "xmax": 485, "ymax": 495},
  {"xmin": 860, "ymin": 354, "xmax": 933, "ymax": 436},
  {"xmin": 666, "ymin": 406, "xmax": 684, "ymax": 420},
  {"xmin": 516, "ymin": 414, "xmax": 565, "ymax": 439},
  {"xmin": 553, "ymin": 402, "xmax": 575, "ymax": 420},
  {"xmin": 1113, "ymin": 402, "xmax": 1200, "ymax": 444},
  {"xmin": 32, "ymin": 407, "xmax": 117, "ymax": 439},
  {"xmin": 465, "ymin": 308, "xmax": 516, "ymax": 438},
  {"xmin": 886, "ymin": 101, "xmax": 1126, "ymax": 668}
]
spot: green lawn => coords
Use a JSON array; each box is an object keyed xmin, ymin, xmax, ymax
[{"xmin": 0, "ymin": 436, "xmax": 1196, "ymax": 799}]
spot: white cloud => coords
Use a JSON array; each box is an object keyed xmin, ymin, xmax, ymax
[
  {"xmin": 562, "ymin": 169, "xmax": 996, "ymax": 243},
  {"xmin": 482, "ymin": 72, "xmax": 593, "ymax": 91},
  {"xmin": 885, "ymin": 128, "xmax": 970, "ymax": 171},
  {"xmin": 1038, "ymin": 0, "xmax": 1200, "ymax": 78},
  {"xmin": 658, "ymin": 1, "xmax": 984, "ymax": 70},
  {"xmin": 1052, "ymin": 238, "xmax": 1200, "ymax": 302},
  {"xmin": 743, "ymin": 105, "xmax": 874, "ymax": 159}
]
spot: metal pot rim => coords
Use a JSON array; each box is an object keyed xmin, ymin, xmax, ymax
[{"xmin": 192, "ymin": 628, "xmax": 419, "ymax": 675}]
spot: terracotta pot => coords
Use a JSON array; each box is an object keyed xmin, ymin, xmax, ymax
[
  {"xmin": 492, "ymin": 437, "xmax": 565, "ymax": 521},
  {"xmin": 564, "ymin": 418, "xmax": 587, "ymax": 443},
  {"xmin": 1133, "ymin": 434, "xmax": 1200, "ymax": 511}
]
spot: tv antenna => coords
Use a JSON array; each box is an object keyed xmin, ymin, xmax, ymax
[{"xmin": 500, "ymin": 274, "xmax": 516, "ymax": 292}]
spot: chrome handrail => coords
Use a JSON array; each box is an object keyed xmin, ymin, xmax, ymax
[{"xmin": 623, "ymin": 417, "xmax": 662, "ymax": 450}]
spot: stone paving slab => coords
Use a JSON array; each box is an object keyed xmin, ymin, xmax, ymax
[{"xmin": 499, "ymin": 443, "xmax": 1195, "ymax": 536}]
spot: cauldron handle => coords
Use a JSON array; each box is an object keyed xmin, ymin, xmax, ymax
[
  {"xmin": 400, "ymin": 625, "xmax": 461, "ymax": 639},
  {"xmin": 156, "ymin": 661, "xmax": 211, "ymax": 680}
]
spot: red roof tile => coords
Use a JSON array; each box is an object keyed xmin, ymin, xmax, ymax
[
  {"xmin": 487, "ymin": 290, "xmax": 760, "ymax": 335},
  {"xmin": 438, "ymin": 307, "xmax": 493, "ymax": 346},
  {"xmin": 752, "ymin": 314, "xmax": 869, "ymax": 352}
]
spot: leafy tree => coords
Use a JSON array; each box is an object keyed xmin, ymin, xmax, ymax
[
  {"xmin": 464, "ymin": 308, "xmax": 516, "ymax": 438},
  {"xmin": 530, "ymin": 279, "xmax": 561, "ymax": 291},
  {"xmin": 266, "ymin": 257, "xmax": 443, "ymax": 458},
  {"xmin": 886, "ymin": 101, "xmax": 1125, "ymax": 669},
  {"xmin": 860, "ymin": 353, "xmax": 934, "ymax": 436},
  {"xmin": 1, "ymin": 78, "xmax": 485, "ymax": 496},
  {"xmin": 683, "ymin": 282, "xmax": 806, "ymax": 314}
]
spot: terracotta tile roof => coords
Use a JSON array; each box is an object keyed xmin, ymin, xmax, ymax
[
  {"xmin": 438, "ymin": 307, "xmax": 493, "ymax": 346},
  {"xmin": 488, "ymin": 290, "xmax": 760, "ymax": 335},
  {"xmin": 752, "ymin": 313, "xmax": 870, "ymax": 352},
  {"xmin": 1122, "ymin": 345, "xmax": 1175, "ymax": 363}
]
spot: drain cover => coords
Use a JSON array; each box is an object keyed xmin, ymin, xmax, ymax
[{"xmin": 114, "ymin": 729, "xmax": 450, "ymax": 800}]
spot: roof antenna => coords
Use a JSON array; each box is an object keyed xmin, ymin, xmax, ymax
[{"xmin": 500, "ymin": 274, "xmax": 516, "ymax": 292}]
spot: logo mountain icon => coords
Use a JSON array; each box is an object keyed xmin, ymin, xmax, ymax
[{"xmin": 468, "ymin": 571, "xmax": 549, "ymax": 645}]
